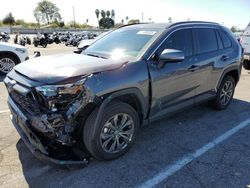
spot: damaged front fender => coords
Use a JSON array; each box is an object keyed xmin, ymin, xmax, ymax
[{"xmin": 29, "ymin": 83, "xmax": 100, "ymax": 146}]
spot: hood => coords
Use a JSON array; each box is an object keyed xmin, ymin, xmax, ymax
[
  {"xmin": 0, "ymin": 42, "xmax": 26, "ymax": 49},
  {"xmin": 14, "ymin": 53, "xmax": 127, "ymax": 84}
]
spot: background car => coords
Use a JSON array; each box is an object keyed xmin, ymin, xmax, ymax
[
  {"xmin": 0, "ymin": 42, "xmax": 28, "ymax": 75},
  {"xmin": 241, "ymin": 25, "xmax": 250, "ymax": 70}
]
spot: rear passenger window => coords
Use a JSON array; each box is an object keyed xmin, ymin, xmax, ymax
[
  {"xmin": 218, "ymin": 30, "xmax": 232, "ymax": 48},
  {"xmin": 195, "ymin": 28, "xmax": 217, "ymax": 54},
  {"xmin": 215, "ymin": 30, "xmax": 223, "ymax": 50},
  {"xmin": 163, "ymin": 29, "xmax": 193, "ymax": 57}
]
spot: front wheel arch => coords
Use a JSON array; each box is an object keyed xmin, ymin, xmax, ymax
[{"xmin": 0, "ymin": 51, "xmax": 21, "ymax": 64}]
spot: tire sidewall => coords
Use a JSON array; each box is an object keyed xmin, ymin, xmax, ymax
[
  {"xmin": 216, "ymin": 76, "xmax": 235, "ymax": 109},
  {"xmin": 85, "ymin": 102, "xmax": 140, "ymax": 160},
  {"xmin": 0, "ymin": 55, "xmax": 18, "ymax": 74}
]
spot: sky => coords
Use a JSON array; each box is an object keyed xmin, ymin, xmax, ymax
[{"xmin": 0, "ymin": 0, "xmax": 249, "ymax": 29}]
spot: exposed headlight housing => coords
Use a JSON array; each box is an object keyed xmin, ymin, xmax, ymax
[{"xmin": 35, "ymin": 78, "xmax": 86, "ymax": 98}]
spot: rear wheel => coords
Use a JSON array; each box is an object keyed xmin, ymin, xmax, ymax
[
  {"xmin": 83, "ymin": 101, "xmax": 139, "ymax": 160},
  {"xmin": 210, "ymin": 75, "xmax": 235, "ymax": 110},
  {"xmin": 243, "ymin": 60, "xmax": 250, "ymax": 70},
  {"xmin": 0, "ymin": 55, "xmax": 18, "ymax": 75}
]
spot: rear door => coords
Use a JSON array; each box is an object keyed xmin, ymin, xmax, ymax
[{"xmin": 192, "ymin": 27, "xmax": 226, "ymax": 101}]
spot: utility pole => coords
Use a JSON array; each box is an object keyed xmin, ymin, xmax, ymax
[
  {"xmin": 141, "ymin": 12, "xmax": 144, "ymax": 23},
  {"xmin": 73, "ymin": 6, "xmax": 76, "ymax": 28}
]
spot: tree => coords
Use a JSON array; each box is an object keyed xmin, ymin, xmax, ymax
[
  {"xmin": 101, "ymin": 10, "xmax": 106, "ymax": 18},
  {"xmin": 125, "ymin": 16, "xmax": 129, "ymax": 23},
  {"xmin": 111, "ymin": 10, "xmax": 115, "ymax": 19},
  {"xmin": 99, "ymin": 17, "xmax": 114, "ymax": 29},
  {"xmin": 33, "ymin": 0, "xmax": 61, "ymax": 24},
  {"xmin": 58, "ymin": 21, "xmax": 65, "ymax": 28},
  {"xmin": 98, "ymin": 10, "xmax": 114, "ymax": 29},
  {"xmin": 106, "ymin": 11, "xmax": 111, "ymax": 18},
  {"xmin": 128, "ymin": 19, "xmax": 140, "ymax": 24},
  {"xmin": 95, "ymin": 9, "xmax": 100, "ymax": 20},
  {"xmin": 231, "ymin": 26, "xmax": 237, "ymax": 33},
  {"xmin": 2, "ymin": 12, "xmax": 15, "ymax": 25}
]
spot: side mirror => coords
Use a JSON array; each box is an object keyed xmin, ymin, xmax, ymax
[{"xmin": 159, "ymin": 49, "xmax": 184, "ymax": 62}]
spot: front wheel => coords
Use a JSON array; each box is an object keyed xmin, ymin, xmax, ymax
[
  {"xmin": 210, "ymin": 75, "xmax": 235, "ymax": 110},
  {"xmin": 0, "ymin": 55, "xmax": 18, "ymax": 75},
  {"xmin": 83, "ymin": 101, "xmax": 140, "ymax": 160}
]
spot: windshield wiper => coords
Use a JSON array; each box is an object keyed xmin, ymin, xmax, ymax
[{"xmin": 85, "ymin": 53, "xmax": 107, "ymax": 59}]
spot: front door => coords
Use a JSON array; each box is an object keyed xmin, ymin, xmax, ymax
[{"xmin": 148, "ymin": 28, "xmax": 198, "ymax": 120}]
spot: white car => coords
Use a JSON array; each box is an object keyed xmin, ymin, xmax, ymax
[
  {"xmin": 241, "ymin": 25, "xmax": 250, "ymax": 69},
  {"xmin": 0, "ymin": 42, "xmax": 28, "ymax": 74}
]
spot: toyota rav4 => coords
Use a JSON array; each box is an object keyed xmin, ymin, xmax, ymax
[{"xmin": 4, "ymin": 22, "xmax": 242, "ymax": 165}]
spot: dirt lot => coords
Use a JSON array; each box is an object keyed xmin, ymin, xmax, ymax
[{"xmin": 0, "ymin": 44, "xmax": 250, "ymax": 188}]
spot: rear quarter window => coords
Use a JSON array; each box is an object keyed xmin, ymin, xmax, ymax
[
  {"xmin": 218, "ymin": 29, "xmax": 232, "ymax": 48},
  {"xmin": 195, "ymin": 28, "xmax": 218, "ymax": 54}
]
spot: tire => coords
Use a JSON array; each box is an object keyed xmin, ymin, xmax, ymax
[
  {"xmin": 34, "ymin": 42, "xmax": 38, "ymax": 47},
  {"xmin": 0, "ymin": 54, "xmax": 18, "ymax": 75},
  {"xmin": 243, "ymin": 60, "xmax": 250, "ymax": 70},
  {"xmin": 42, "ymin": 42, "xmax": 47, "ymax": 48},
  {"xmin": 210, "ymin": 75, "xmax": 235, "ymax": 110},
  {"xmin": 83, "ymin": 101, "xmax": 140, "ymax": 160}
]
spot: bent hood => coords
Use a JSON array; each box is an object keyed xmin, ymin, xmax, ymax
[{"xmin": 14, "ymin": 53, "xmax": 127, "ymax": 84}]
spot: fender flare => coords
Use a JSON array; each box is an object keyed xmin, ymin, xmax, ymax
[
  {"xmin": 216, "ymin": 65, "xmax": 240, "ymax": 90},
  {"xmin": 94, "ymin": 88, "xmax": 148, "ymax": 129}
]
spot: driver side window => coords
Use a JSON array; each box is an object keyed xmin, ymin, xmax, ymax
[{"xmin": 162, "ymin": 29, "xmax": 193, "ymax": 57}]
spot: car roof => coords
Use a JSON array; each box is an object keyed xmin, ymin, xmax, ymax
[{"xmin": 121, "ymin": 21, "xmax": 220, "ymax": 30}]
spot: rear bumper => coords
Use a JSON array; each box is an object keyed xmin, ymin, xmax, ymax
[{"xmin": 8, "ymin": 96, "xmax": 88, "ymax": 166}]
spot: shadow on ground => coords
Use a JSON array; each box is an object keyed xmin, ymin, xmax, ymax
[
  {"xmin": 16, "ymin": 98, "xmax": 250, "ymax": 188},
  {"xmin": 0, "ymin": 75, "xmax": 5, "ymax": 82}
]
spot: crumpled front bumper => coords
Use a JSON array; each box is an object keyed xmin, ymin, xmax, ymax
[{"xmin": 8, "ymin": 96, "xmax": 89, "ymax": 166}]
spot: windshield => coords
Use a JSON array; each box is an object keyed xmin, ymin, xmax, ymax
[{"xmin": 84, "ymin": 28, "xmax": 162, "ymax": 60}]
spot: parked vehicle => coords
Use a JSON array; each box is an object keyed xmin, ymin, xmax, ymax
[
  {"xmin": 75, "ymin": 31, "xmax": 110, "ymax": 54},
  {"xmin": 52, "ymin": 32, "xmax": 61, "ymax": 44},
  {"xmin": 0, "ymin": 42, "xmax": 28, "ymax": 74},
  {"xmin": 0, "ymin": 32, "xmax": 10, "ymax": 42},
  {"xmin": 19, "ymin": 35, "xmax": 31, "ymax": 46},
  {"xmin": 33, "ymin": 34, "xmax": 48, "ymax": 48},
  {"xmin": 241, "ymin": 25, "xmax": 250, "ymax": 70},
  {"xmin": 4, "ymin": 22, "xmax": 242, "ymax": 165}
]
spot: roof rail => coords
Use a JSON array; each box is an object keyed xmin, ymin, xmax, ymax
[
  {"xmin": 169, "ymin": 21, "xmax": 219, "ymax": 28},
  {"xmin": 118, "ymin": 22, "xmax": 150, "ymax": 29}
]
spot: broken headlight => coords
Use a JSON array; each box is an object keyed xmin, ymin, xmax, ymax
[{"xmin": 35, "ymin": 78, "xmax": 86, "ymax": 98}]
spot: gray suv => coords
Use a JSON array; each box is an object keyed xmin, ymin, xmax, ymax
[{"xmin": 4, "ymin": 21, "xmax": 242, "ymax": 165}]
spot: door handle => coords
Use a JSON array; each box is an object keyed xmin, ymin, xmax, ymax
[
  {"xmin": 221, "ymin": 55, "xmax": 229, "ymax": 61},
  {"xmin": 188, "ymin": 65, "xmax": 199, "ymax": 72}
]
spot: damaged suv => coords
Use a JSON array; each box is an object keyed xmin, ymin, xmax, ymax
[{"xmin": 5, "ymin": 22, "xmax": 242, "ymax": 165}]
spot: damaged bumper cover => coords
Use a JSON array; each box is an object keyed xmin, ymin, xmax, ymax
[{"xmin": 8, "ymin": 96, "xmax": 89, "ymax": 166}]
